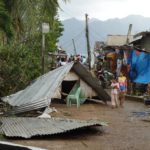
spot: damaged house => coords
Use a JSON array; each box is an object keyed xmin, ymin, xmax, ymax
[
  {"xmin": 0, "ymin": 62, "xmax": 109, "ymax": 139},
  {"xmin": 2, "ymin": 62, "xmax": 110, "ymax": 114},
  {"xmin": 131, "ymin": 31, "xmax": 150, "ymax": 52}
]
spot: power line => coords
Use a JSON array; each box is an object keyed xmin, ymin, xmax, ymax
[
  {"xmin": 60, "ymin": 35, "xmax": 84, "ymax": 54},
  {"xmin": 59, "ymin": 9, "xmax": 75, "ymax": 19},
  {"xmin": 89, "ymin": 25, "xmax": 106, "ymax": 40},
  {"xmin": 60, "ymin": 29, "xmax": 85, "ymax": 47},
  {"xmin": 90, "ymin": 31, "xmax": 101, "ymax": 41},
  {"xmin": 59, "ymin": 4, "xmax": 82, "ymax": 20},
  {"xmin": 60, "ymin": 40, "xmax": 73, "ymax": 49},
  {"xmin": 74, "ymin": 30, "xmax": 85, "ymax": 40}
]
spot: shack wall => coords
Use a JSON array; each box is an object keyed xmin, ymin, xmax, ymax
[
  {"xmin": 141, "ymin": 36, "xmax": 150, "ymax": 52},
  {"xmin": 64, "ymin": 71, "xmax": 97, "ymax": 98}
]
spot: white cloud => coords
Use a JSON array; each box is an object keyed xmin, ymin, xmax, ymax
[{"xmin": 58, "ymin": 0, "xmax": 150, "ymax": 20}]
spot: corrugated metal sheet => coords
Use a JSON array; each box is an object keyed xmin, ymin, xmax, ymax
[
  {"xmin": 2, "ymin": 62, "xmax": 110, "ymax": 114},
  {"xmin": 7, "ymin": 99, "xmax": 50, "ymax": 114},
  {"xmin": 131, "ymin": 32, "xmax": 150, "ymax": 44},
  {"xmin": 0, "ymin": 117, "xmax": 106, "ymax": 138},
  {"xmin": 72, "ymin": 63, "xmax": 111, "ymax": 101},
  {"xmin": 130, "ymin": 35, "xmax": 143, "ymax": 44},
  {"xmin": 2, "ymin": 63, "xmax": 74, "ymax": 112},
  {"xmin": 0, "ymin": 141, "xmax": 46, "ymax": 150}
]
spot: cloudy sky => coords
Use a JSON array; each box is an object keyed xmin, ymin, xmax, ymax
[{"xmin": 58, "ymin": 0, "xmax": 150, "ymax": 20}]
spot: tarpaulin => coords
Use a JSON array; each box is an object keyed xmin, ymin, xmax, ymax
[{"xmin": 128, "ymin": 50, "xmax": 150, "ymax": 84}]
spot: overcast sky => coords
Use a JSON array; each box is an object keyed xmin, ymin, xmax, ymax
[{"xmin": 58, "ymin": 0, "xmax": 150, "ymax": 20}]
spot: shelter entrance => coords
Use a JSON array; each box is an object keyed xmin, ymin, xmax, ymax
[{"xmin": 61, "ymin": 80, "xmax": 78, "ymax": 99}]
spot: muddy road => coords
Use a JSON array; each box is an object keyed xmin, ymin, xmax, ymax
[{"xmin": 7, "ymin": 100, "xmax": 150, "ymax": 150}]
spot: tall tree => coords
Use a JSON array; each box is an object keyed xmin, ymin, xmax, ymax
[
  {"xmin": 0, "ymin": 0, "xmax": 69, "ymax": 42},
  {"xmin": 0, "ymin": 0, "xmax": 13, "ymax": 43},
  {"xmin": 0, "ymin": 0, "xmax": 69, "ymax": 96}
]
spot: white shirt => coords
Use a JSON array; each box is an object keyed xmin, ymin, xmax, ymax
[{"xmin": 60, "ymin": 61, "xmax": 67, "ymax": 66}]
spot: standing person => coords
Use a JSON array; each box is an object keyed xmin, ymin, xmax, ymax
[
  {"xmin": 110, "ymin": 79, "xmax": 120, "ymax": 108},
  {"xmin": 118, "ymin": 72, "xmax": 127, "ymax": 107},
  {"xmin": 116, "ymin": 56, "xmax": 123, "ymax": 77},
  {"xmin": 103, "ymin": 57, "xmax": 110, "ymax": 71}
]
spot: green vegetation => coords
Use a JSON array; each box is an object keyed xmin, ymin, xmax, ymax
[{"xmin": 0, "ymin": 0, "xmax": 68, "ymax": 97}]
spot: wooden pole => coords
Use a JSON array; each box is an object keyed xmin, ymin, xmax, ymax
[
  {"xmin": 72, "ymin": 39, "xmax": 77, "ymax": 55},
  {"xmin": 85, "ymin": 13, "xmax": 91, "ymax": 70}
]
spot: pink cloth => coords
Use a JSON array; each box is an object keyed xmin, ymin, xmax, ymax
[
  {"xmin": 111, "ymin": 83, "xmax": 119, "ymax": 94},
  {"xmin": 111, "ymin": 82, "xmax": 119, "ymax": 107}
]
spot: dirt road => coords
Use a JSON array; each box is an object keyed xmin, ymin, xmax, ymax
[{"xmin": 8, "ymin": 100, "xmax": 150, "ymax": 150}]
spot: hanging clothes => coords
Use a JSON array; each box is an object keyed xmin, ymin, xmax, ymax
[{"xmin": 116, "ymin": 58, "xmax": 123, "ymax": 77}]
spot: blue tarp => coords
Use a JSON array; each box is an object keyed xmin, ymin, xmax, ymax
[{"xmin": 128, "ymin": 50, "xmax": 150, "ymax": 84}]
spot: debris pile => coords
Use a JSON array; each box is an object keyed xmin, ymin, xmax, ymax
[{"xmin": 0, "ymin": 63, "xmax": 108, "ymax": 141}]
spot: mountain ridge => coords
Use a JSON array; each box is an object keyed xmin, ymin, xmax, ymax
[{"xmin": 59, "ymin": 15, "xmax": 150, "ymax": 54}]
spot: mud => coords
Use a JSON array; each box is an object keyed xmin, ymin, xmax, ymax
[{"xmin": 7, "ymin": 100, "xmax": 150, "ymax": 150}]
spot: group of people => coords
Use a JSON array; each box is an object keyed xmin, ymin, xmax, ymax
[
  {"xmin": 110, "ymin": 72, "xmax": 127, "ymax": 108},
  {"xmin": 95, "ymin": 47, "xmax": 129, "ymax": 108},
  {"xmin": 56, "ymin": 54, "xmax": 87, "ymax": 67}
]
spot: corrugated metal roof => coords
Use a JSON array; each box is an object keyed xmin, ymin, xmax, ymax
[
  {"xmin": 0, "ymin": 141, "xmax": 46, "ymax": 150},
  {"xmin": 134, "ymin": 31, "xmax": 150, "ymax": 38},
  {"xmin": 2, "ymin": 62, "xmax": 110, "ymax": 114},
  {"xmin": 2, "ymin": 63, "xmax": 74, "ymax": 112},
  {"xmin": 0, "ymin": 117, "xmax": 106, "ymax": 138},
  {"xmin": 72, "ymin": 63, "xmax": 110, "ymax": 101},
  {"xmin": 131, "ymin": 31, "xmax": 150, "ymax": 43},
  {"xmin": 130, "ymin": 35, "xmax": 143, "ymax": 43}
]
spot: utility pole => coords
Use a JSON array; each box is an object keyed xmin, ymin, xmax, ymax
[
  {"xmin": 72, "ymin": 39, "xmax": 77, "ymax": 55},
  {"xmin": 85, "ymin": 13, "xmax": 91, "ymax": 70},
  {"xmin": 126, "ymin": 24, "xmax": 132, "ymax": 95},
  {"xmin": 126, "ymin": 24, "xmax": 132, "ymax": 45}
]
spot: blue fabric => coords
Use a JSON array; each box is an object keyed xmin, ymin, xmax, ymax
[
  {"xmin": 128, "ymin": 50, "xmax": 150, "ymax": 84},
  {"xmin": 120, "ymin": 85, "xmax": 126, "ymax": 91}
]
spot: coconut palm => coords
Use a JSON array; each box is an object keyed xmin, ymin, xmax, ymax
[
  {"xmin": 0, "ymin": 0, "xmax": 69, "ymax": 42},
  {"xmin": 0, "ymin": 0, "xmax": 13, "ymax": 42}
]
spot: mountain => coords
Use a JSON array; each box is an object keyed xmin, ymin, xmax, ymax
[{"xmin": 59, "ymin": 15, "xmax": 150, "ymax": 54}]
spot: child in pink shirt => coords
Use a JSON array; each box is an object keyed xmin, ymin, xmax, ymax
[{"xmin": 111, "ymin": 79, "xmax": 119, "ymax": 108}]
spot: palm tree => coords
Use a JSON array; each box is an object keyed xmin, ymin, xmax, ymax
[
  {"xmin": 0, "ymin": 0, "xmax": 69, "ymax": 42},
  {"xmin": 0, "ymin": 0, "xmax": 13, "ymax": 43}
]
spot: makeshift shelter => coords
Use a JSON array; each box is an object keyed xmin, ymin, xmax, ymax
[
  {"xmin": 2, "ymin": 62, "xmax": 110, "ymax": 114},
  {"xmin": 130, "ymin": 31, "xmax": 150, "ymax": 53}
]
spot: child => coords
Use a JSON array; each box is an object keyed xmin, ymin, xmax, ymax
[
  {"xmin": 110, "ymin": 79, "xmax": 119, "ymax": 108},
  {"xmin": 118, "ymin": 72, "xmax": 127, "ymax": 107}
]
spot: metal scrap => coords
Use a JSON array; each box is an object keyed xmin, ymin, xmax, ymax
[
  {"xmin": 0, "ymin": 117, "xmax": 107, "ymax": 138},
  {"xmin": 2, "ymin": 63, "xmax": 73, "ymax": 114},
  {"xmin": 2, "ymin": 62, "xmax": 110, "ymax": 114},
  {"xmin": 0, "ymin": 141, "xmax": 46, "ymax": 150}
]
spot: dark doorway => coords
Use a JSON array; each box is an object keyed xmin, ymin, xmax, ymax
[{"xmin": 61, "ymin": 80, "xmax": 78, "ymax": 99}]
